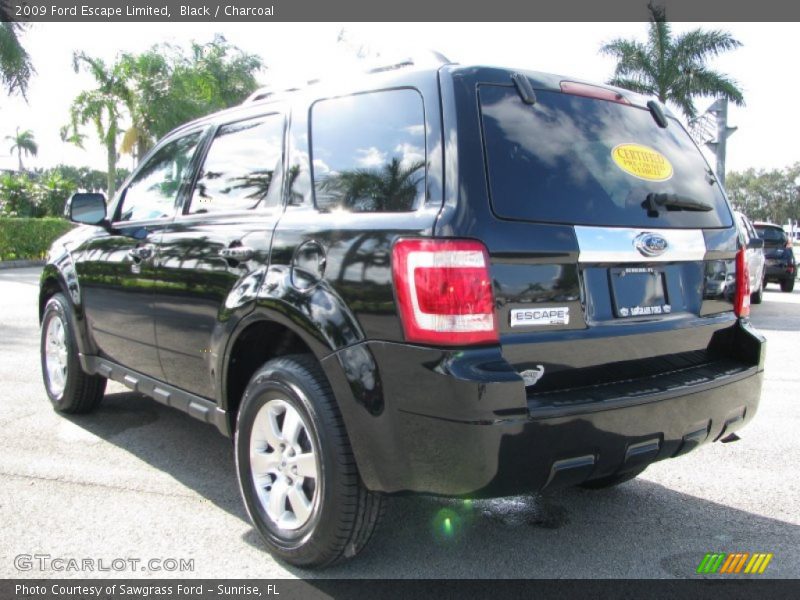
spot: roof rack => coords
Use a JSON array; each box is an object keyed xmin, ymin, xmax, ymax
[
  {"xmin": 244, "ymin": 85, "xmax": 301, "ymax": 104},
  {"xmin": 243, "ymin": 50, "xmax": 452, "ymax": 105}
]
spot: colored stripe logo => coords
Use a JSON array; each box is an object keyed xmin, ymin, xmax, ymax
[{"xmin": 696, "ymin": 552, "xmax": 773, "ymax": 574}]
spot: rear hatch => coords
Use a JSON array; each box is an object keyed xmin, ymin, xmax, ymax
[
  {"xmin": 473, "ymin": 75, "xmax": 753, "ymax": 412},
  {"xmin": 754, "ymin": 224, "xmax": 791, "ymax": 261}
]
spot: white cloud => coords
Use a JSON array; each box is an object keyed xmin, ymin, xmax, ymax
[
  {"xmin": 355, "ymin": 146, "xmax": 387, "ymax": 168},
  {"xmin": 312, "ymin": 158, "xmax": 331, "ymax": 175},
  {"xmin": 394, "ymin": 142, "xmax": 425, "ymax": 169},
  {"xmin": 404, "ymin": 124, "xmax": 426, "ymax": 137}
]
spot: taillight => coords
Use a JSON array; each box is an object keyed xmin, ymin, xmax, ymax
[
  {"xmin": 392, "ymin": 238, "xmax": 498, "ymax": 346},
  {"xmin": 734, "ymin": 247, "xmax": 750, "ymax": 318}
]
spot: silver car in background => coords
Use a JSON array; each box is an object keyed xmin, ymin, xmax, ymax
[{"xmin": 735, "ymin": 211, "xmax": 766, "ymax": 304}]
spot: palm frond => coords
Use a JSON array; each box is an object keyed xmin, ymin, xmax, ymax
[
  {"xmin": 683, "ymin": 67, "xmax": 745, "ymax": 106},
  {"xmin": 601, "ymin": 38, "xmax": 658, "ymax": 94},
  {"xmin": 674, "ymin": 29, "xmax": 743, "ymax": 64},
  {"xmin": 120, "ymin": 127, "xmax": 142, "ymax": 155},
  {"xmin": 665, "ymin": 88, "xmax": 698, "ymax": 120},
  {"xmin": 0, "ymin": 21, "xmax": 35, "ymax": 99},
  {"xmin": 600, "ymin": 5, "xmax": 743, "ymax": 119}
]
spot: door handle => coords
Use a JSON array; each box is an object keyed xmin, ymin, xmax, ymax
[
  {"xmin": 128, "ymin": 245, "xmax": 154, "ymax": 261},
  {"xmin": 219, "ymin": 246, "xmax": 254, "ymax": 261}
]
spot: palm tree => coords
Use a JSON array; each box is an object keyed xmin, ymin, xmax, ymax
[
  {"xmin": 319, "ymin": 158, "xmax": 425, "ymax": 212},
  {"xmin": 5, "ymin": 127, "xmax": 38, "ymax": 171},
  {"xmin": 115, "ymin": 50, "xmax": 169, "ymax": 162},
  {"xmin": 600, "ymin": 2, "xmax": 744, "ymax": 119},
  {"xmin": 0, "ymin": 22, "xmax": 35, "ymax": 100},
  {"xmin": 116, "ymin": 37, "xmax": 262, "ymax": 164},
  {"xmin": 64, "ymin": 52, "xmax": 125, "ymax": 198}
]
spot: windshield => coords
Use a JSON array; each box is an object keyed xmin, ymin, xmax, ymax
[{"xmin": 479, "ymin": 85, "xmax": 733, "ymax": 228}]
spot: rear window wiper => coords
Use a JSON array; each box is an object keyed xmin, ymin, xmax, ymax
[
  {"xmin": 643, "ymin": 193, "xmax": 713, "ymax": 216},
  {"xmin": 511, "ymin": 73, "xmax": 537, "ymax": 105}
]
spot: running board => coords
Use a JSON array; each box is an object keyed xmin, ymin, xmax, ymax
[{"xmin": 79, "ymin": 355, "xmax": 230, "ymax": 437}]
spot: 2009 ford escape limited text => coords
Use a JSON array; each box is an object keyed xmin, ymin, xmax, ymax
[{"xmin": 39, "ymin": 59, "xmax": 765, "ymax": 568}]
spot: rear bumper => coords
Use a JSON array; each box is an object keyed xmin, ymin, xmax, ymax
[
  {"xmin": 764, "ymin": 261, "xmax": 795, "ymax": 281},
  {"xmin": 321, "ymin": 321, "xmax": 765, "ymax": 497}
]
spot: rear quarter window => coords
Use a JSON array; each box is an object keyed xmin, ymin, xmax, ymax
[
  {"xmin": 478, "ymin": 84, "xmax": 733, "ymax": 229},
  {"xmin": 310, "ymin": 88, "xmax": 426, "ymax": 213}
]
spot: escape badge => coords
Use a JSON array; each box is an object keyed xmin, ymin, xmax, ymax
[{"xmin": 510, "ymin": 307, "xmax": 570, "ymax": 327}]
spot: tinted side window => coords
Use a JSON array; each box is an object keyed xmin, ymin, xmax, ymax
[
  {"xmin": 311, "ymin": 89, "xmax": 426, "ymax": 213},
  {"xmin": 118, "ymin": 133, "xmax": 201, "ymax": 222},
  {"xmin": 189, "ymin": 115, "xmax": 284, "ymax": 214}
]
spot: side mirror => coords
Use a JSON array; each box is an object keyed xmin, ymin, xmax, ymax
[
  {"xmin": 66, "ymin": 193, "xmax": 107, "ymax": 225},
  {"xmin": 747, "ymin": 238, "xmax": 765, "ymax": 250}
]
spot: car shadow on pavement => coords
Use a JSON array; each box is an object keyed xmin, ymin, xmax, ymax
[
  {"xmin": 296, "ymin": 484, "xmax": 800, "ymax": 579},
  {"xmin": 66, "ymin": 390, "xmax": 246, "ymax": 520},
  {"xmin": 68, "ymin": 390, "xmax": 800, "ymax": 578}
]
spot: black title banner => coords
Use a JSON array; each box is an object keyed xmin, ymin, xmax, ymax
[
  {"xmin": 2, "ymin": 0, "xmax": 800, "ymax": 22},
  {"xmin": 3, "ymin": 579, "xmax": 800, "ymax": 600}
]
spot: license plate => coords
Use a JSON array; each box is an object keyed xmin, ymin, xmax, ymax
[{"xmin": 610, "ymin": 267, "xmax": 671, "ymax": 318}]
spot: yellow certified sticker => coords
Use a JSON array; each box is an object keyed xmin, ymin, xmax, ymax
[{"xmin": 611, "ymin": 143, "xmax": 674, "ymax": 182}]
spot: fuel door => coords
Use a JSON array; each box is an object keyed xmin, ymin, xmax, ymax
[{"xmin": 291, "ymin": 239, "xmax": 327, "ymax": 291}]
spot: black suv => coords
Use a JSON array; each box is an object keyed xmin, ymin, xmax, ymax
[
  {"xmin": 754, "ymin": 221, "xmax": 796, "ymax": 292},
  {"xmin": 39, "ymin": 61, "xmax": 765, "ymax": 568}
]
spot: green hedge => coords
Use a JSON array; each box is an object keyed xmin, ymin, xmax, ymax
[{"xmin": 0, "ymin": 218, "xmax": 75, "ymax": 261}]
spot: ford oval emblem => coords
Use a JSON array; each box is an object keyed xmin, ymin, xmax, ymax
[{"xmin": 634, "ymin": 232, "xmax": 669, "ymax": 257}]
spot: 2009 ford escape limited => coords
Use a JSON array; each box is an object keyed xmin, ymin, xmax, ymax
[{"xmin": 39, "ymin": 59, "xmax": 765, "ymax": 567}]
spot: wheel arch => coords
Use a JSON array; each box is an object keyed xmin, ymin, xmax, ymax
[
  {"xmin": 39, "ymin": 263, "xmax": 96, "ymax": 357},
  {"xmin": 220, "ymin": 306, "xmax": 338, "ymax": 437},
  {"xmin": 39, "ymin": 269, "xmax": 64, "ymax": 323}
]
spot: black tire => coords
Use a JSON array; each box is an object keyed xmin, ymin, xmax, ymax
[
  {"xmin": 781, "ymin": 277, "xmax": 795, "ymax": 293},
  {"xmin": 579, "ymin": 467, "xmax": 647, "ymax": 490},
  {"xmin": 40, "ymin": 293, "xmax": 106, "ymax": 414},
  {"xmin": 751, "ymin": 281, "xmax": 764, "ymax": 304},
  {"xmin": 235, "ymin": 354, "xmax": 385, "ymax": 568}
]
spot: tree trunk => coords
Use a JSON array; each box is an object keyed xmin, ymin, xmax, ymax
[
  {"xmin": 106, "ymin": 141, "xmax": 117, "ymax": 200},
  {"xmin": 17, "ymin": 149, "xmax": 23, "ymax": 172},
  {"xmin": 136, "ymin": 137, "xmax": 148, "ymax": 166}
]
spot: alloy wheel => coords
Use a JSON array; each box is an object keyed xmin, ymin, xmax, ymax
[{"xmin": 249, "ymin": 398, "xmax": 320, "ymax": 530}]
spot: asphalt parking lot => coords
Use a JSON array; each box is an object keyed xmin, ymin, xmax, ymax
[{"xmin": 0, "ymin": 266, "xmax": 798, "ymax": 579}]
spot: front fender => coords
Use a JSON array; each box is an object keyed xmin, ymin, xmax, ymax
[{"xmin": 39, "ymin": 234, "xmax": 97, "ymax": 357}]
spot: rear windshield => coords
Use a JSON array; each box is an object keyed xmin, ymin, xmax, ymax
[
  {"xmin": 478, "ymin": 85, "xmax": 733, "ymax": 229},
  {"xmin": 754, "ymin": 225, "xmax": 787, "ymax": 243}
]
